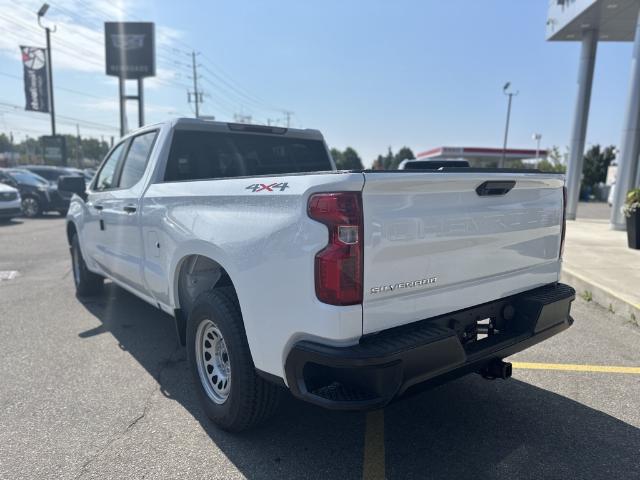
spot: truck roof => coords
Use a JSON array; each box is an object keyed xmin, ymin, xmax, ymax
[
  {"xmin": 118, "ymin": 118, "xmax": 325, "ymax": 143},
  {"xmin": 172, "ymin": 118, "xmax": 324, "ymax": 140}
]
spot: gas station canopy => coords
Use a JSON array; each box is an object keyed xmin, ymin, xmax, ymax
[{"xmin": 547, "ymin": 0, "xmax": 640, "ymax": 42}]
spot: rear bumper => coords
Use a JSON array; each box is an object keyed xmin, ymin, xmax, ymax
[{"xmin": 285, "ymin": 283, "xmax": 575, "ymax": 410}]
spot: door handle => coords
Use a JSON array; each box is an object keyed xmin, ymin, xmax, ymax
[
  {"xmin": 93, "ymin": 204, "xmax": 103, "ymax": 211},
  {"xmin": 123, "ymin": 205, "xmax": 137, "ymax": 214}
]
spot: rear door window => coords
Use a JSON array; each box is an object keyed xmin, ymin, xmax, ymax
[
  {"xmin": 118, "ymin": 131, "xmax": 158, "ymax": 189},
  {"xmin": 164, "ymin": 130, "xmax": 331, "ymax": 182}
]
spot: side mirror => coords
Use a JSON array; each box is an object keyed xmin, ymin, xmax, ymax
[{"xmin": 58, "ymin": 175, "xmax": 87, "ymax": 199}]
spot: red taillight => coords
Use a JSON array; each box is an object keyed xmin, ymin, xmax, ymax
[
  {"xmin": 308, "ymin": 192, "xmax": 363, "ymax": 306},
  {"xmin": 560, "ymin": 186, "xmax": 567, "ymax": 259}
]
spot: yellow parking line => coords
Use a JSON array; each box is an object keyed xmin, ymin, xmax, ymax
[
  {"xmin": 362, "ymin": 410, "xmax": 385, "ymax": 480},
  {"xmin": 512, "ymin": 362, "xmax": 640, "ymax": 374}
]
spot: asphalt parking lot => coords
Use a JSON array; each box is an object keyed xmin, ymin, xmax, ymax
[{"xmin": 1, "ymin": 217, "xmax": 639, "ymax": 480}]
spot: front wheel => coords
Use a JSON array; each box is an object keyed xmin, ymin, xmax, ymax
[
  {"xmin": 187, "ymin": 288, "xmax": 282, "ymax": 431},
  {"xmin": 71, "ymin": 233, "xmax": 103, "ymax": 296},
  {"xmin": 21, "ymin": 196, "xmax": 41, "ymax": 218}
]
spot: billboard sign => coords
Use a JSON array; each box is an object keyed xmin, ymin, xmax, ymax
[
  {"xmin": 104, "ymin": 22, "xmax": 155, "ymax": 79},
  {"xmin": 20, "ymin": 46, "xmax": 49, "ymax": 113},
  {"xmin": 41, "ymin": 135, "xmax": 67, "ymax": 165}
]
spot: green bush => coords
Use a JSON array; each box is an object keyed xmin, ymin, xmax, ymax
[{"xmin": 622, "ymin": 188, "xmax": 640, "ymax": 218}]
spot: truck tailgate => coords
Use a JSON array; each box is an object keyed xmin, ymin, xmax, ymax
[{"xmin": 362, "ymin": 171, "xmax": 564, "ymax": 334}]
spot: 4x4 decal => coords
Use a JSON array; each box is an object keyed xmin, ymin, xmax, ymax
[{"xmin": 246, "ymin": 182, "xmax": 290, "ymax": 192}]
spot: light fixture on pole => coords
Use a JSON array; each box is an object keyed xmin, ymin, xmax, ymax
[
  {"xmin": 37, "ymin": 3, "xmax": 56, "ymax": 136},
  {"xmin": 532, "ymin": 133, "xmax": 542, "ymax": 159},
  {"xmin": 500, "ymin": 82, "xmax": 519, "ymax": 168}
]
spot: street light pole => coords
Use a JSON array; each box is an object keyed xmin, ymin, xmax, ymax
[
  {"xmin": 37, "ymin": 3, "xmax": 56, "ymax": 136},
  {"xmin": 532, "ymin": 133, "xmax": 542, "ymax": 159},
  {"xmin": 500, "ymin": 82, "xmax": 518, "ymax": 168}
]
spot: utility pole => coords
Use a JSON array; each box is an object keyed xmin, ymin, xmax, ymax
[
  {"xmin": 9, "ymin": 131, "xmax": 15, "ymax": 167},
  {"xmin": 37, "ymin": 3, "xmax": 56, "ymax": 136},
  {"xmin": 188, "ymin": 51, "xmax": 203, "ymax": 118},
  {"xmin": 500, "ymin": 82, "xmax": 518, "ymax": 168},
  {"xmin": 282, "ymin": 110, "xmax": 293, "ymax": 128},
  {"xmin": 76, "ymin": 123, "xmax": 82, "ymax": 167}
]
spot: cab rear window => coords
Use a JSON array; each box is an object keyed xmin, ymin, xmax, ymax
[{"xmin": 164, "ymin": 130, "xmax": 332, "ymax": 182}]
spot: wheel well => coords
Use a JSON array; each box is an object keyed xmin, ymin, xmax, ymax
[
  {"xmin": 66, "ymin": 222, "xmax": 77, "ymax": 246},
  {"xmin": 177, "ymin": 255, "xmax": 235, "ymax": 310},
  {"xmin": 174, "ymin": 255, "xmax": 236, "ymax": 346}
]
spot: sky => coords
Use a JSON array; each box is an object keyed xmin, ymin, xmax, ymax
[{"xmin": 0, "ymin": 0, "xmax": 634, "ymax": 165}]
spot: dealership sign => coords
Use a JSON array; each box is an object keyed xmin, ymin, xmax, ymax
[
  {"xmin": 41, "ymin": 135, "xmax": 67, "ymax": 165},
  {"xmin": 104, "ymin": 22, "xmax": 155, "ymax": 79},
  {"xmin": 20, "ymin": 46, "xmax": 49, "ymax": 113}
]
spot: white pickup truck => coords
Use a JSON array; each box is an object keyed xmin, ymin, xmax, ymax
[{"xmin": 62, "ymin": 118, "xmax": 575, "ymax": 431}]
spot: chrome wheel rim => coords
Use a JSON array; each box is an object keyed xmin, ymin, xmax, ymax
[
  {"xmin": 195, "ymin": 320, "xmax": 231, "ymax": 404},
  {"xmin": 22, "ymin": 197, "xmax": 39, "ymax": 217},
  {"xmin": 72, "ymin": 244, "xmax": 81, "ymax": 286}
]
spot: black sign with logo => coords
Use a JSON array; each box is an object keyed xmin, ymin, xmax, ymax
[
  {"xmin": 42, "ymin": 135, "xmax": 67, "ymax": 166},
  {"xmin": 105, "ymin": 22, "xmax": 155, "ymax": 79},
  {"xmin": 20, "ymin": 46, "xmax": 49, "ymax": 113}
]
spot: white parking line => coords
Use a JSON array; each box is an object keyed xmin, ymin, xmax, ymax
[{"xmin": 0, "ymin": 270, "xmax": 19, "ymax": 281}]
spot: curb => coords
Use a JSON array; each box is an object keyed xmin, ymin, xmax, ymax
[{"xmin": 561, "ymin": 268, "xmax": 640, "ymax": 322}]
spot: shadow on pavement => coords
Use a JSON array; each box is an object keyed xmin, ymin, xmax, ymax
[
  {"xmin": 0, "ymin": 218, "xmax": 23, "ymax": 227},
  {"xmin": 78, "ymin": 284, "xmax": 640, "ymax": 479},
  {"xmin": 386, "ymin": 374, "xmax": 640, "ymax": 479},
  {"xmin": 78, "ymin": 284, "xmax": 365, "ymax": 479}
]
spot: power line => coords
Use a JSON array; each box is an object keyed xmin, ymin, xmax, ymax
[
  {"xmin": 0, "ymin": 100, "xmax": 118, "ymax": 131},
  {"xmin": 0, "ymin": 71, "xmax": 111, "ymax": 101},
  {"xmin": 4, "ymin": 3, "xmax": 295, "ymax": 124}
]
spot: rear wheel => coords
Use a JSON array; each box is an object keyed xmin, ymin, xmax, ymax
[
  {"xmin": 21, "ymin": 196, "xmax": 41, "ymax": 218},
  {"xmin": 71, "ymin": 233, "xmax": 103, "ymax": 296},
  {"xmin": 187, "ymin": 288, "xmax": 282, "ymax": 431}
]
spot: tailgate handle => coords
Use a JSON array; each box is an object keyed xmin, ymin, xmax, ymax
[{"xmin": 476, "ymin": 180, "xmax": 516, "ymax": 197}]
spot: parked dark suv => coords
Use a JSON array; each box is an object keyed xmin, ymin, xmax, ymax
[
  {"xmin": 0, "ymin": 168, "xmax": 67, "ymax": 217},
  {"xmin": 22, "ymin": 166, "xmax": 85, "ymax": 216}
]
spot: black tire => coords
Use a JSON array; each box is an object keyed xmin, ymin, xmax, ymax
[
  {"xmin": 71, "ymin": 233, "xmax": 103, "ymax": 296},
  {"xmin": 21, "ymin": 196, "xmax": 41, "ymax": 218},
  {"xmin": 187, "ymin": 288, "xmax": 282, "ymax": 432}
]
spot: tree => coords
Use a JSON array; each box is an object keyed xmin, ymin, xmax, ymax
[
  {"xmin": 330, "ymin": 148, "xmax": 343, "ymax": 167},
  {"xmin": 582, "ymin": 144, "xmax": 615, "ymax": 190},
  {"xmin": 341, "ymin": 147, "xmax": 364, "ymax": 170},
  {"xmin": 391, "ymin": 147, "xmax": 415, "ymax": 169},
  {"xmin": 0, "ymin": 133, "xmax": 12, "ymax": 152},
  {"xmin": 539, "ymin": 145, "xmax": 567, "ymax": 173},
  {"xmin": 330, "ymin": 147, "xmax": 363, "ymax": 170},
  {"xmin": 384, "ymin": 147, "xmax": 394, "ymax": 169},
  {"xmin": 535, "ymin": 158, "xmax": 566, "ymax": 173}
]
